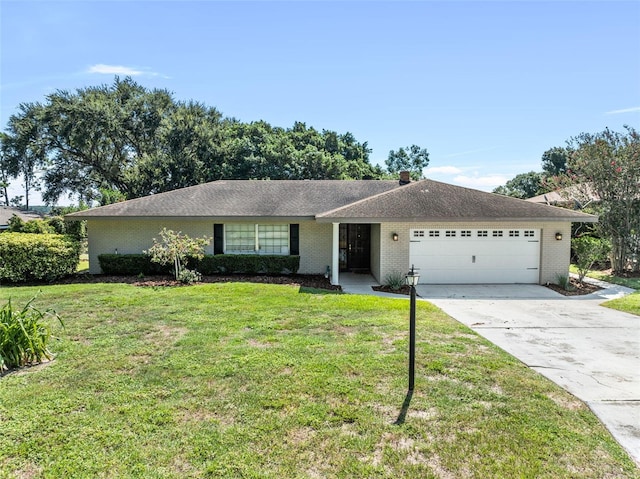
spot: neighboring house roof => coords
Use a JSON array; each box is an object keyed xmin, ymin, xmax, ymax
[
  {"xmin": 67, "ymin": 179, "xmax": 598, "ymax": 223},
  {"xmin": 527, "ymin": 184, "xmax": 599, "ymax": 208},
  {"xmin": 0, "ymin": 207, "xmax": 41, "ymax": 230}
]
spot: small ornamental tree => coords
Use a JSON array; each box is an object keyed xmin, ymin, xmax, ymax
[
  {"xmin": 144, "ymin": 228, "xmax": 211, "ymax": 283},
  {"xmin": 572, "ymin": 236, "xmax": 610, "ymax": 284}
]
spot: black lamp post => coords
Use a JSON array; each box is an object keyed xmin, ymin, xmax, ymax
[{"xmin": 405, "ymin": 265, "xmax": 420, "ymax": 391}]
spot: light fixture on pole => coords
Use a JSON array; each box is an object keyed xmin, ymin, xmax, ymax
[{"xmin": 405, "ymin": 265, "xmax": 420, "ymax": 392}]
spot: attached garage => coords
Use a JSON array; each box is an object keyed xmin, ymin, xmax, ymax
[{"xmin": 409, "ymin": 228, "xmax": 541, "ymax": 284}]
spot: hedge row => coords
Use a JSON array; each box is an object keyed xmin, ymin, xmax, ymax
[
  {"xmin": 98, "ymin": 254, "xmax": 300, "ymax": 276},
  {"xmin": 0, "ymin": 233, "xmax": 81, "ymax": 283}
]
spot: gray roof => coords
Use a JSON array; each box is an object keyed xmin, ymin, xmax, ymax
[
  {"xmin": 316, "ymin": 180, "xmax": 597, "ymax": 222},
  {"xmin": 0, "ymin": 207, "xmax": 42, "ymax": 228},
  {"xmin": 67, "ymin": 179, "xmax": 598, "ymax": 223},
  {"xmin": 66, "ymin": 180, "xmax": 402, "ymax": 219}
]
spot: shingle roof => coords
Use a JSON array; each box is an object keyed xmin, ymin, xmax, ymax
[
  {"xmin": 315, "ymin": 179, "xmax": 598, "ymax": 222},
  {"xmin": 0, "ymin": 207, "xmax": 42, "ymax": 228},
  {"xmin": 66, "ymin": 178, "xmax": 597, "ymax": 223},
  {"xmin": 66, "ymin": 180, "xmax": 402, "ymax": 219}
]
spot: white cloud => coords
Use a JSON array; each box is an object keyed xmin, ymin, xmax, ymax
[
  {"xmin": 453, "ymin": 174, "xmax": 510, "ymax": 190},
  {"xmin": 87, "ymin": 64, "xmax": 145, "ymax": 76},
  {"xmin": 425, "ymin": 166, "xmax": 463, "ymax": 175},
  {"xmin": 605, "ymin": 106, "xmax": 640, "ymax": 115}
]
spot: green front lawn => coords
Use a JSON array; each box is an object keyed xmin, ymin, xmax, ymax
[
  {"xmin": 571, "ymin": 265, "xmax": 640, "ymax": 290},
  {"xmin": 0, "ymin": 282, "xmax": 637, "ymax": 478},
  {"xmin": 570, "ymin": 265, "xmax": 640, "ymax": 315},
  {"xmin": 603, "ymin": 291, "xmax": 640, "ymax": 316}
]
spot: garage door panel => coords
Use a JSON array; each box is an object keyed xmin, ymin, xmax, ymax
[{"xmin": 409, "ymin": 229, "xmax": 540, "ymax": 284}]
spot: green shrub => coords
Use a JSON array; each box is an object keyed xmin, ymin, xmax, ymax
[
  {"xmin": 46, "ymin": 216, "xmax": 67, "ymax": 235},
  {"xmin": 178, "ymin": 268, "xmax": 202, "ymax": 284},
  {"xmin": 6, "ymin": 215, "xmax": 25, "ymax": 232},
  {"xmin": 98, "ymin": 254, "xmax": 170, "ymax": 275},
  {"xmin": 384, "ymin": 271, "xmax": 406, "ymax": 290},
  {"xmin": 0, "ymin": 233, "xmax": 81, "ymax": 283},
  {"xmin": 555, "ymin": 273, "xmax": 574, "ymax": 291},
  {"xmin": 196, "ymin": 255, "xmax": 300, "ymax": 275},
  {"xmin": 98, "ymin": 254, "xmax": 300, "ymax": 276},
  {"xmin": 0, "ymin": 296, "xmax": 63, "ymax": 372},
  {"xmin": 21, "ymin": 219, "xmax": 55, "ymax": 234}
]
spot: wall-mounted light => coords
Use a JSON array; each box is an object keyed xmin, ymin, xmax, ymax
[
  {"xmin": 555, "ymin": 232, "xmax": 563, "ymax": 241},
  {"xmin": 392, "ymin": 233, "xmax": 399, "ymax": 242}
]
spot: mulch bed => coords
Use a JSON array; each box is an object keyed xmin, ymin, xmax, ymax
[
  {"xmin": 372, "ymin": 285, "xmax": 412, "ymax": 296},
  {"xmin": 58, "ymin": 273, "xmax": 342, "ymax": 291},
  {"xmin": 544, "ymin": 278, "xmax": 602, "ymax": 296},
  {"xmin": 375, "ymin": 279, "xmax": 604, "ymax": 297}
]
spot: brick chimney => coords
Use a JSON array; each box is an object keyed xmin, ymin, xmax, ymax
[{"xmin": 399, "ymin": 171, "xmax": 411, "ymax": 185}]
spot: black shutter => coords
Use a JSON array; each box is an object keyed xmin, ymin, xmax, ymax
[
  {"xmin": 213, "ymin": 224, "xmax": 224, "ymax": 255},
  {"xmin": 290, "ymin": 224, "xmax": 299, "ymax": 255}
]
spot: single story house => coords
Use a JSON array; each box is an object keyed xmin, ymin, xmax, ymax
[
  {"xmin": 0, "ymin": 206, "xmax": 42, "ymax": 231},
  {"xmin": 67, "ymin": 174, "xmax": 597, "ymax": 285}
]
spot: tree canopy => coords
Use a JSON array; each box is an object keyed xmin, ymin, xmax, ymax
[
  {"xmin": 385, "ymin": 144, "xmax": 429, "ymax": 180},
  {"xmin": 1, "ymin": 77, "xmax": 386, "ymax": 205},
  {"xmin": 492, "ymin": 171, "xmax": 544, "ymax": 199},
  {"xmin": 566, "ymin": 126, "xmax": 639, "ymax": 272}
]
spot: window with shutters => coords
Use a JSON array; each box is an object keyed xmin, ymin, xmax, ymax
[{"xmin": 225, "ymin": 224, "xmax": 289, "ymax": 254}]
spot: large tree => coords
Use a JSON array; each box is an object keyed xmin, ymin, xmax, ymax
[
  {"xmin": 385, "ymin": 145, "xmax": 429, "ymax": 180},
  {"xmin": 3, "ymin": 77, "xmax": 384, "ymax": 204},
  {"xmin": 541, "ymin": 147, "xmax": 570, "ymax": 177},
  {"xmin": 0, "ymin": 133, "xmax": 11, "ymax": 205},
  {"xmin": 2, "ymin": 104, "xmax": 47, "ymax": 209},
  {"xmin": 566, "ymin": 126, "xmax": 640, "ymax": 272},
  {"xmin": 493, "ymin": 171, "xmax": 544, "ymax": 199}
]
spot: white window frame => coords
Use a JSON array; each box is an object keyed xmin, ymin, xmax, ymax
[{"xmin": 224, "ymin": 224, "xmax": 289, "ymax": 255}]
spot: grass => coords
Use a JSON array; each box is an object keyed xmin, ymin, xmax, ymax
[
  {"xmin": 570, "ymin": 265, "xmax": 640, "ymax": 290},
  {"xmin": 603, "ymin": 291, "xmax": 640, "ymax": 316},
  {"xmin": 569, "ymin": 265, "xmax": 640, "ymax": 316},
  {"xmin": 77, "ymin": 254, "xmax": 89, "ymax": 273},
  {"xmin": 0, "ymin": 282, "xmax": 638, "ymax": 478}
]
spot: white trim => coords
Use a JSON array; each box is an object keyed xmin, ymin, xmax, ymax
[{"xmin": 331, "ymin": 223, "xmax": 340, "ymax": 285}]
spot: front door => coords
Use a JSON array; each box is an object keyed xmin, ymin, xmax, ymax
[{"xmin": 339, "ymin": 224, "xmax": 371, "ymax": 272}]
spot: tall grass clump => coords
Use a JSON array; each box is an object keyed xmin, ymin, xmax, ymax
[
  {"xmin": 384, "ymin": 270, "xmax": 406, "ymax": 290},
  {"xmin": 0, "ymin": 296, "xmax": 63, "ymax": 372}
]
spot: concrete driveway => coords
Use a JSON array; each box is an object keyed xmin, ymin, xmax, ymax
[{"xmin": 417, "ymin": 280, "xmax": 640, "ymax": 466}]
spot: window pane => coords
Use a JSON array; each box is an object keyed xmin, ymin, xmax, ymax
[
  {"xmin": 226, "ymin": 224, "xmax": 255, "ymax": 253},
  {"xmin": 258, "ymin": 224, "xmax": 289, "ymax": 254}
]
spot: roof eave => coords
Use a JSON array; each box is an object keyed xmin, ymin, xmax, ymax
[
  {"xmin": 65, "ymin": 214, "xmax": 317, "ymax": 222},
  {"xmin": 315, "ymin": 215, "xmax": 598, "ymax": 223}
]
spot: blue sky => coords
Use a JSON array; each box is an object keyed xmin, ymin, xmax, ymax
[{"xmin": 1, "ymin": 0, "xmax": 639, "ymax": 205}]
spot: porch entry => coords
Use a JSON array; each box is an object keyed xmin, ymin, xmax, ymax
[{"xmin": 339, "ymin": 224, "xmax": 371, "ymax": 272}]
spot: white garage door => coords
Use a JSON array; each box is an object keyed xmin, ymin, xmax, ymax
[{"xmin": 409, "ymin": 228, "xmax": 540, "ymax": 284}]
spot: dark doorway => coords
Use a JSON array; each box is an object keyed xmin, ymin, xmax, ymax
[{"xmin": 339, "ymin": 224, "xmax": 371, "ymax": 272}]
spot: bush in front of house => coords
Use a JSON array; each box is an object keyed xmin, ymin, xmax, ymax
[
  {"xmin": 0, "ymin": 233, "xmax": 81, "ymax": 283},
  {"xmin": 98, "ymin": 254, "xmax": 171, "ymax": 276},
  {"xmin": 98, "ymin": 254, "xmax": 300, "ymax": 276},
  {"xmin": 196, "ymin": 254, "xmax": 300, "ymax": 275}
]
